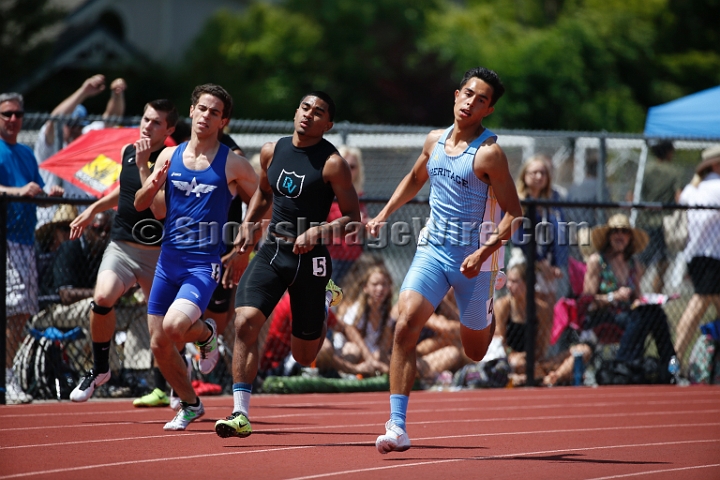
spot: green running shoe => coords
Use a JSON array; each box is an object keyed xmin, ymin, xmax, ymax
[
  {"xmin": 215, "ymin": 412, "xmax": 252, "ymax": 438},
  {"xmin": 133, "ymin": 388, "xmax": 170, "ymax": 408},
  {"xmin": 325, "ymin": 279, "xmax": 343, "ymax": 308}
]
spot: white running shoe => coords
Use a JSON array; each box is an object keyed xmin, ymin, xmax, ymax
[
  {"xmin": 163, "ymin": 400, "xmax": 205, "ymax": 431},
  {"xmin": 376, "ymin": 420, "xmax": 411, "ymax": 454},
  {"xmin": 5, "ymin": 369, "xmax": 32, "ymax": 405},
  {"xmin": 196, "ymin": 319, "xmax": 219, "ymax": 375},
  {"xmin": 70, "ymin": 369, "xmax": 111, "ymax": 402}
]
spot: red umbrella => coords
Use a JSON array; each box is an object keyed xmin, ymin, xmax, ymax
[{"xmin": 40, "ymin": 128, "xmax": 139, "ymax": 197}]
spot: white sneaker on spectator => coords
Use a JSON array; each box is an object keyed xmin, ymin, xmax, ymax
[
  {"xmin": 70, "ymin": 369, "xmax": 110, "ymax": 402},
  {"xmin": 376, "ymin": 420, "xmax": 411, "ymax": 454},
  {"xmin": 5, "ymin": 369, "xmax": 32, "ymax": 405}
]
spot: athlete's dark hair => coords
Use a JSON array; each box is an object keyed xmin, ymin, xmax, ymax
[
  {"xmin": 301, "ymin": 91, "xmax": 335, "ymax": 121},
  {"xmin": 144, "ymin": 99, "xmax": 179, "ymax": 128},
  {"xmin": 191, "ymin": 84, "xmax": 233, "ymax": 119},
  {"xmin": 459, "ymin": 67, "xmax": 505, "ymax": 106}
]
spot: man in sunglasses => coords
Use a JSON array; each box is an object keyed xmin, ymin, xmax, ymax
[{"xmin": 0, "ymin": 92, "xmax": 64, "ymax": 404}]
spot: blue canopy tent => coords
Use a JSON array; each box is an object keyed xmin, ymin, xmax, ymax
[{"xmin": 644, "ymin": 86, "xmax": 720, "ymax": 139}]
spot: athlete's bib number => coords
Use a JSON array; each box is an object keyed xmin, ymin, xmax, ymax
[{"xmin": 312, "ymin": 257, "xmax": 327, "ymax": 277}]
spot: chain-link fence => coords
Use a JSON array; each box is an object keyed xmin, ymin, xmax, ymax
[{"xmin": 3, "ymin": 114, "xmax": 720, "ymax": 403}]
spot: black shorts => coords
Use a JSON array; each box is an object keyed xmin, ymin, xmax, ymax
[
  {"xmin": 207, "ymin": 279, "xmax": 233, "ymax": 314},
  {"xmin": 235, "ymin": 235, "xmax": 332, "ymax": 340},
  {"xmin": 688, "ymin": 256, "xmax": 720, "ymax": 295}
]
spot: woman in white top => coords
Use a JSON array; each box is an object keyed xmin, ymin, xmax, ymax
[
  {"xmin": 674, "ymin": 146, "xmax": 720, "ymax": 360},
  {"xmin": 338, "ymin": 264, "xmax": 395, "ymax": 374}
]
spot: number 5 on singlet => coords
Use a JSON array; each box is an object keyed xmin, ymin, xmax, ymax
[{"xmin": 312, "ymin": 257, "xmax": 327, "ymax": 277}]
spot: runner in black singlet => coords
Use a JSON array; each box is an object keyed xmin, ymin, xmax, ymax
[{"xmin": 215, "ymin": 91, "xmax": 361, "ymax": 439}]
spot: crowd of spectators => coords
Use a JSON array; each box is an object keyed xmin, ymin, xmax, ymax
[{"xmin": 3, "ymin": 77, "xmax": 720, "ymax": 402}]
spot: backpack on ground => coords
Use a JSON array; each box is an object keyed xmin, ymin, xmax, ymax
[{"xmin": 13, "ymin": 327, "xmax": 82, "ymax": 400}]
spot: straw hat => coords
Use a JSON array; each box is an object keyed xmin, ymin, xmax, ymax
[
  {"xmin": 35, "ymin": 204, "xmax": 78, "ymax": 245},
  {"xmin": 695, "ymin": 145, "xmax": 720, "ymax": 176},
  {"xmin": 590, "ymin": 213, "xmax": 649, "ymax": 255}
]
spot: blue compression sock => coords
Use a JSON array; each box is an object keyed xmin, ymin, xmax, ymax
[{"xmin": 389, "ymin": 394, "xmax": 408, "ymax": 430}]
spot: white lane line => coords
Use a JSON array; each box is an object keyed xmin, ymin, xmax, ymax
[
  {"xmin": 2, "ymin": 407, "xmax": 719, "ymax": 437},
  {"xmin": 1, "ymin": 424, "xmax": 719, "ymax": 478},
  {"xmin": 3, "ymin": 417, "xmax": 719, "ymax": 451},
  {"xmin": 0, "ymin": 432, "xmax": 215, "ymax": 450},
  {"xmin": 0, "ymin": 445, "xmax": 315, "ymax": 479},
  {"xmin": 586, "ymin": 464, "xmax": 720, "ymax": 479},
  {"xmin": 284, "ymin": 439, "xmax": 720, "ymax": 480},
  {"xmin": 1, "ymin": 399, "xmax": 717, "ymax": 429},
  {"xmin": 2, "ymin": 388, "xmax": 717, "ymax": 417}
]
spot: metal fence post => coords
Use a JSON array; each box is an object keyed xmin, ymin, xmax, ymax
[
  {"xmin": 0, "ymin": 195, "xmax": 7, "ymax": 404},
  {"xmin": 525, "ymin": 201, "xmax": 538, "ymax": 387},
  {"xmin": 596, "ymin": 132, "xmax": 608, "ymax": 226}
]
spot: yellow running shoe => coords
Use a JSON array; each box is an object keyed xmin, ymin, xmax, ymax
[
  {"xmin": 325, "ymin": 279, "xmax": 343, "ymax": 308},
  {"xmin": 215, "ymin": 412, "xmax": 252, "ymax": 438},
  {"xmin": 133, "ymin": 388, "xmax": 170, "ymax": 408}
]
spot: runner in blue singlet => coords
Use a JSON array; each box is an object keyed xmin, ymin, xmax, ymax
[{"xmin": 134, "ymin": 84, "xmax": 258, "ymax": 431}]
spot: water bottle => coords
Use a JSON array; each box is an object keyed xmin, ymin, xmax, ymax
[
  {"xmin": 573, "ymin": 351, "xmax": 584, "ymax": 386},
  {"xmin": 668, "ymin": 355, "xmax": 680, "ymax": 385}
]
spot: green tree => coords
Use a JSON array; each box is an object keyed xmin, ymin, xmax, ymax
[
  {"xmin": 0, "ymin": 0, "xmax": 65, "ymax": 94},
  {"xmin": 183, "ymin": 0, "xmax": 455, "ymax": 124},
  {"xmin": 424, "ymin": 0, "xmax": 666, "ymax": 131},
  {"xmin": 652, "ymin": 0, "xmax": 720, "ymax": 101}
]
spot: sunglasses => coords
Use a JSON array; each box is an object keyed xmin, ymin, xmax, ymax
[
  {"xmin": 0, "ymin": 110, "xmax": 24, "ymax": 119},
  {"xmin": 610, "ymin": 228, "xmax": 632, "ymax": 235}
]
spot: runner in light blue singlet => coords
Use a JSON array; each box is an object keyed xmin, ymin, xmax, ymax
[{"xmin": 401, "ymin": 126, "xmax": 503, "ymax": 330}]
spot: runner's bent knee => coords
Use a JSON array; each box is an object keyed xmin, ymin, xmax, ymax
[
  {"xmin": 93, "ymin": 270, "xmax": 125, "ymax": 306},
  {"xmin": 234, "ymin": 307, "xmax": 265, "ymax": 342}
]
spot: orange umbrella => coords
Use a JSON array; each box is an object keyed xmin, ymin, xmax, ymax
[{"xmin": 40, "ymin": 128, "xmax": 139, "ymax": 197}]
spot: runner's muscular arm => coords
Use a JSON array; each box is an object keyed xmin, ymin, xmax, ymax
[
  {"xmin": 366, "ymin": 130, "xmax": 440, "ymax": 236},
  {"xmin": 460, "ymin": 143, "xmax": 522, "ymax": 278},
  {"xmin": 235, "ymin": 142, "xmax": 275, "ymax": 254},
  {"xmin": 135, "ymin": 141, "xmax": 167, "ymax": 219},
  {"xmin": 69, "ymin": 183, "xmax": 120, "ymax": 240},
  {"xmin": 293, "ymin": 153, "xmax": 361, "ymax": 254},
  {"xmin": 221, "ymin": 151, "xmax": 260, "ymax": 287},
  {"xmin": 227, "ymin": 151, "xmax": 259, "ymax": 204},
  {"xmin": 134, "ymin": 147, "xmax": 173, "ymax": 212}
]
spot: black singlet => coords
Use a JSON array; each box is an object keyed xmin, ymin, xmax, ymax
[
  {"xmin": 109, "ymin": 144, "xmax": 165, "ymax": 245},
  {"xmin": 267, "ymin": 137, "xmax": 337, "ymax": 238}
]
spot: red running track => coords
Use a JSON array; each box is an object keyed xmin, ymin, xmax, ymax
[{"xmin": 0, "ymin": 385, "xmax": 719, "ymax": 479}]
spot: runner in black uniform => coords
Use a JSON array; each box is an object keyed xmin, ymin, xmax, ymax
[
  {"xmin": 215, "ymin": 91, "xmax": 361, "ymax": 438},
  {"xmin": 68, "ymin": 100, "xmax": 178, "ymax": 403}
]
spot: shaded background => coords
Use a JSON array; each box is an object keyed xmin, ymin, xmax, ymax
[{"xmin": 2, "ymin": 0, "xmax": 719, "ymax": 131}]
